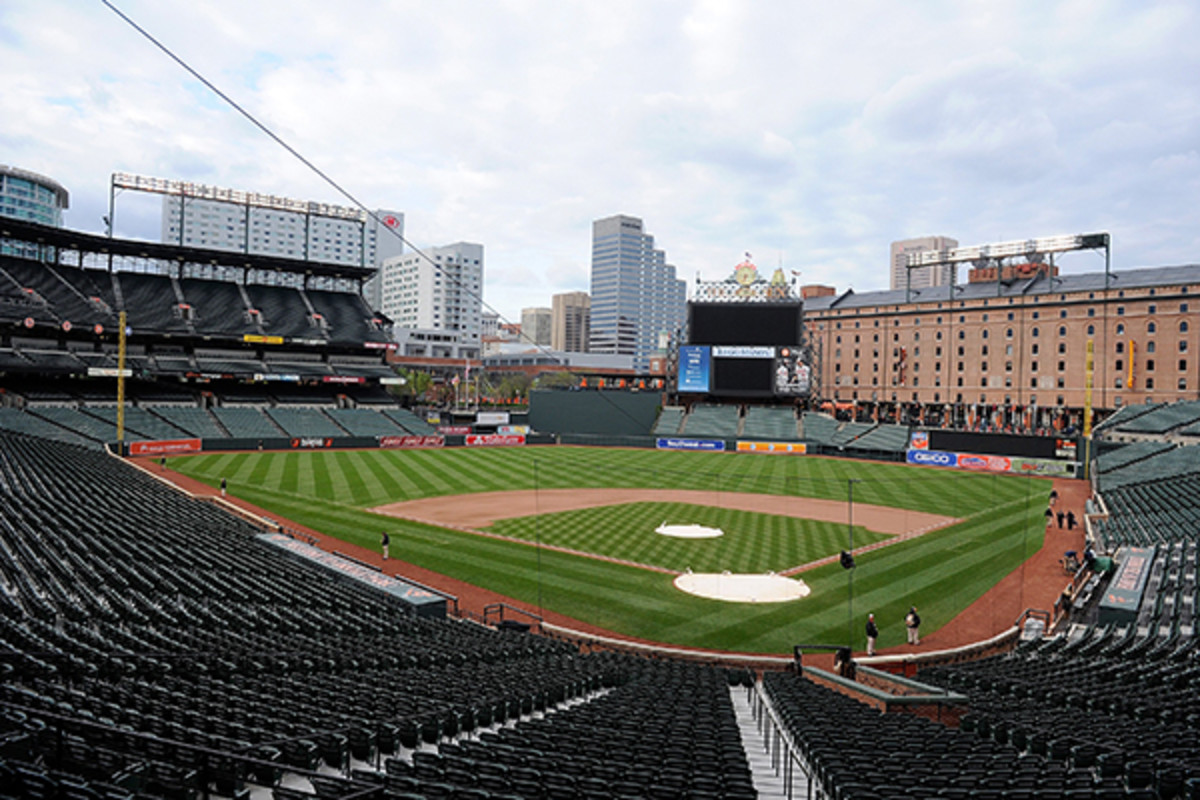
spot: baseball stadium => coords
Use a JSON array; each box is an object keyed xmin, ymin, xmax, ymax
[{"xmin": 1, "ymin": 211, "xmax": 1199, "ymax": 800}]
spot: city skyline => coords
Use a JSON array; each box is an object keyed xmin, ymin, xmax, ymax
[{"xmin": 3, "ymin": 2, "xmax": 1198, "ymax": 325}]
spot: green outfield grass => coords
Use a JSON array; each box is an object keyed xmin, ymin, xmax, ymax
[{"xmin": 170, "ymin": 446, "xmax": 1051, "ymax": 654}]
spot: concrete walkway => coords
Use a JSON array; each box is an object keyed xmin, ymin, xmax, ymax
[{"xmin": 730, "ymin": 684, "xmax": 814, "ymax": 799}]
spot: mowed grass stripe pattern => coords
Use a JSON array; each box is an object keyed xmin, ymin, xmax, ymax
[
  {"xmin": 170, "ymin": 446, "xmax": 1052, "ymax": 654},
  {"xmin": 486, "ymin": 501, "xmax": 890, "ymax": 573},
  {"xmin": 218, "ymin": 479, "xmax": 802, "ymax": 649},
  {"xmin": 175, "ymin": 446, "xmax": 1032, "ymax": 518}
]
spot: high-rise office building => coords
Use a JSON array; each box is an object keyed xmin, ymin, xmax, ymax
[
  {"xmin": 551, "ymin": 291, "xmax": 590, "ymax": 353},
  {"xmin": 380, "ymin": 242, "xmax": 483, "ymax": 358},
  {"xmin": 520, "ymin": 307, "xmax": 552, "ymax": 346},
  {"xmin": 890, "ymin": 235, "xmax": 958, "ymax": 290},
  {"xmin": 589, "ymin": 215, "xmax": 686, "ymax": 372},
  {"xmin": 0, "ymin": 165, "xmax": 69, "ymax": 258}
]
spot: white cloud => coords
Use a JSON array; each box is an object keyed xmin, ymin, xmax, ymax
[{"xmin": 1, "ymin": 0, "xmax": 1198, "ymax": 321}]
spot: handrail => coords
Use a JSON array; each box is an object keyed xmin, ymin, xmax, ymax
[
  {"xmin": 483, "ymin": 602, "xmax": 544, "ymax": 631},
  {"xmin": 541, "ymin": 621, "xmax": 794, "ymax": 669},
  {"xmin": 747, "ymin": 680, "xmax": 819, "ymax": 799},
  {"xmin": 1016, "ymin": 607, "xmax": 1051, "ymax": 629}
]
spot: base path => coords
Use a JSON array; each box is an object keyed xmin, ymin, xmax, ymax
[{"xmin": 371, "ymin": 488, "xmax": 957, "ymax": 537}]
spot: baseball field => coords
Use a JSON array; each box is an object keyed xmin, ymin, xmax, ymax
[{"xmin": 169, "ymin": 445, "xmax": 1051, "ymax": 654}]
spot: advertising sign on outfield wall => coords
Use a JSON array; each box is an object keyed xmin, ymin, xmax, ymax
[
  {"xmin": 291, "ymin": 437, "xmax": 334, "ymax": 449},
  {"xmin": 907, "ymin": 449, "xmax": 959, "ymax": 468},
  {"xmin": 736, "ymin": 441, "xmax": 808, "ymax": 455},
  {"xmin": 465, "ymin": 434, "xmax": 526, "ymax": 447},
  {"xmin": 907, "ymin": 448, "xmax": 1074, "ymax": 476},
  {"xmin": 129, "ymin": 438, "xmax": 202, "ymax": 456},
  {"xmin": 956, "ymin": 453, "xmax": 1013, "ymax": 472},
  {"xmin": 656, "ymin": 438, "xmax": 726, "ymax": 452},
  {"xmin": 1009, "ymin": 457, "xmax": 1077, "ymax": 476},
  {"xmin": 377, "ymin": 435, "xmax": 445, "ymax": 449}
]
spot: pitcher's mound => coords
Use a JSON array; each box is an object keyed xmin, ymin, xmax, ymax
[
  {"xmin": 675, "ymin": 571, "xmax": 811, "ymax": 603},
  {"xmin": 656, "ymin": 522, "xmax": 723, "ymax": 538}
]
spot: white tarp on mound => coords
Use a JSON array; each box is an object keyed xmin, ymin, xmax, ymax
[
  {"xmin": 655, "ymin": 522, "xmax": 724, "ymax": 538},
  {"xmin": 674, "ymin": 571, "xmax": 811, "ymax": 603}
]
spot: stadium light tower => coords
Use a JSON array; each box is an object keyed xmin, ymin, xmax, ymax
[{"xmin": 902, "ymin": 232, "xmax": 1111, "ymax": 303}]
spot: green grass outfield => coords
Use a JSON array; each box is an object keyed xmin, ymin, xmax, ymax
[{"xmin": 171, "ymin": 446, "xmax": 1050, "ymax": 654}]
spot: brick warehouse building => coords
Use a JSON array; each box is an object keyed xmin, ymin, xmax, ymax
[{"xmin": 802, "ymin": 262, "xmax": 1200, "ymax": 429}]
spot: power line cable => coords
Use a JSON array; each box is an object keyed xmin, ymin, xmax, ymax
[{"xmin": 98, "ymin": 0, "xmax": 589, "ymax": 380}]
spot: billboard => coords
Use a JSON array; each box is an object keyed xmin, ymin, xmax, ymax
[
  {"xmin": 378, "ymin": 434, "xmax": 445, "ymax": 449},
  {"xmin": 678, "ymin": 345, "xmax": 711, "ymax": 393},
  {"xmin": 128, "ymin": 438, "xmax": 202, "ymax": 456},
  {"xmin": 465, "ymin": 434, "xmax": 525, "ymax": 447},
  {"xmin": 656, "ymin": 438, "xmax": 726, "ymax": 452},
  {"xmin": 736, "ymin": 441, "xmax": 807, "ymax": 454},
  {"xmin": 907, "ymin": 448, "xmax": 1073, "ymax": 476}
]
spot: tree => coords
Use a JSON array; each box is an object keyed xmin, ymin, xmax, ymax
[
  {"xmin": 534, "ymin": 370, "xmax": 578, "ymax": 390},
  {"xmin": 387, "ymin": 367, "xmax": 433, "ymax": 403},
  {"xmin": 494, "ymin": 372, "xmax": 533, "ymax": 404}
]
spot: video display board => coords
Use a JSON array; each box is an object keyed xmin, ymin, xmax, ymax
[
  {"xmin": 689, "ymin": 302, "xmax": 803, "ymax": 346},
  {"xmin": 677, "ymin": 344, "xmax": 811, "ymax": 397},
  {"xmin": 681, "ymin": 301, "xmax": 810, "ymax": 397}
]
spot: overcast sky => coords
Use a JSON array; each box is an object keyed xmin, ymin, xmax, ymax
[{"xmin": 3, "ymin": 1, "xmax": 1198, "ymax": 322}]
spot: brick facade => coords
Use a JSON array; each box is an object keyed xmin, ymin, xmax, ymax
[{"xmin": 803, "ymin": 265, "xmax": 1200, "ymax": 422}]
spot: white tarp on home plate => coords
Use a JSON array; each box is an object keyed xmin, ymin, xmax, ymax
[
  {"xmin": 674, "ymin": 570, "xmax": 811, "ymax": 603},
  {"xmin": 655, "ymin": 522, "xmax": 724, "ymax": 538}
]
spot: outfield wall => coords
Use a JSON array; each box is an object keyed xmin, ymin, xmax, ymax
[{"xmin": 528, "ymin": 390, "xmax": 662, "ymax": 436}]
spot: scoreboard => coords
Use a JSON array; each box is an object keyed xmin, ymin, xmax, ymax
[{"xmin": 680, "ymin": 301, "xmax": 811, "ymax": 398}]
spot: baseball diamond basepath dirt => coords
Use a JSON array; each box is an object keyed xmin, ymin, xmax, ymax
[{"xmin": 145, "ymin": 457, "xmax": 1087, "ymax": 664}]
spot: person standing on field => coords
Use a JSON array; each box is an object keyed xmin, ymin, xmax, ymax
[
  {"xmin": 865, "ymin": 613, "xmax": 879, "ymax": 656},
  {"xmin": 381, "ymin": 531, "xmax": 390, "ymax": 561},
  {"xmin": 905, "ymin": 606, "xmax": 921, "ymax": 645}
]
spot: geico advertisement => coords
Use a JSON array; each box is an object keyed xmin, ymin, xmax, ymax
[{"xmin": 906, "ymin": 449, "xmax": 1014, "ymax": 472}]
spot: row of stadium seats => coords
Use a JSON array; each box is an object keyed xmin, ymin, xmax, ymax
[
  {"xmin": 1092, "ymin": 433, "xmax": 1200, "ymax": 551},
  {"xmin": 652, "ymin": 405, "xmax": 913, "ymax": 452},
  {"xmin": 768, "ymin": 656, "xmax": 1200, "ymax": 799},
  {"xmin": 0, "ymin": 345, "xmax": 396, "ymax": 381},
  {"xmin": 0, "ymin": 255, "xmax": 391, "ymax": 346},
  {"xmin": 0, "ymin": 431, "xmax": 759, "ymax": 798},
  {"xmin": 1102, "ymin": 401, "xmax": 1200, "ymax": 436},
  {"xmin": 0, "ymin": 403, "xmax": 437, "ymax": 445},
  {"xmin": 2, "ymin": 400, "xmax": 1196, "ymax": 799},
  {"xmin": 3, "ymin": 375, "xmax": 399, "ymax": 406}
]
